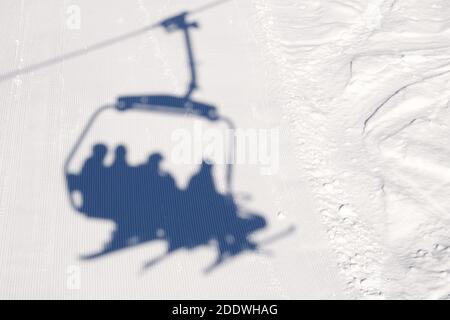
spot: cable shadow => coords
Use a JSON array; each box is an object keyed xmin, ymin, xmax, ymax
[{"xmin": 0, "ymin": 0, "xmax": 232, "ymax": 83}]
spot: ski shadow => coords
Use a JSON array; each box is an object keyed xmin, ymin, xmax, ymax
[{"xmin": 66, "ymin": 144, "xmax": 267, "ymax": 272}]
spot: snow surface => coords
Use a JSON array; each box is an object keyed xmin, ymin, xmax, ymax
[
  {"xmin": 265, "ymin": 0, "xmax": 450, "ymax": 298},
  {"xmin": 1, "ymin": 0, "xmax": 450, "ymax": 299}
]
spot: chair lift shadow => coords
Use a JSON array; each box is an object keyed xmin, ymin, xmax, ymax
[{"xmin": 64, "ymin": 11, "xmax": 292, "ymax": 273}]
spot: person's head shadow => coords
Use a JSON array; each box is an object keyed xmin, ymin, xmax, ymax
[{"xmin": 67, "ymin": 144, "xmax": 267, "ymax": 272}]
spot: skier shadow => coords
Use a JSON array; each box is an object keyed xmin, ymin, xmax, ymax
[{"xmin": 66, "ymin": 144, "xmax": 267, "ymax": 273}]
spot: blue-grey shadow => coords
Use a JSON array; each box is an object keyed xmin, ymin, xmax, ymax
[{"xmin": 67, "ymin": 145, "xmax": 266, "ymax": 272}]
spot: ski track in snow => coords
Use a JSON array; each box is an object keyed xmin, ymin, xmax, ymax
[{"xmin": 252, "ymin": 0, "xmax": 450, "ymax": 298}]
